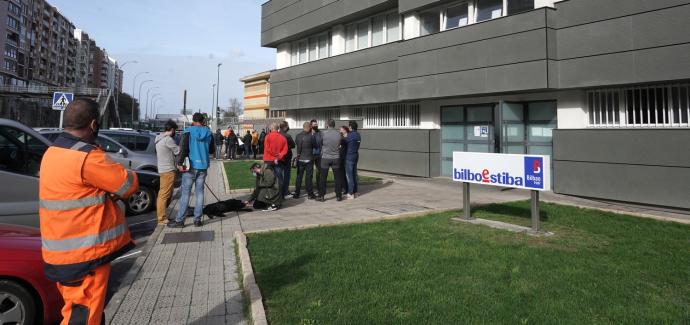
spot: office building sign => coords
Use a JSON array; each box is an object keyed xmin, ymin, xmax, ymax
[{"xmin": 452, "ymin": 152, "xmax": 551, "ymax": 191}]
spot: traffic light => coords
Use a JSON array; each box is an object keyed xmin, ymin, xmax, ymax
[{"xmin": 216, "ymin": 106, "xmax": 221, "ymax": 118}]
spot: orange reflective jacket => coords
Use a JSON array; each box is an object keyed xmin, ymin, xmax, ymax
[{"xmin": 39, "ymin": 133, "xmax": 138, "ymax": 283}]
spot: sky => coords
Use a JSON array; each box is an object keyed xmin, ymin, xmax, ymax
[{"xmin": 49, "ymin": 0, "xmax": 275, "ymax": 116}]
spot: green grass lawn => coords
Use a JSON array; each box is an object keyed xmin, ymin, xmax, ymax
[
  {"xmin": 247, "ymin": 202, "xmax": 690, "ymax": 324},
  {"xmin": 224, "ymin": 160, "xmax": 381, "ymax": 190}
]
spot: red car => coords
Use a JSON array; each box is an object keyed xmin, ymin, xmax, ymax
[{"xmin": 0, "ymin": 224, "xmax": 63, "ymax": 324}]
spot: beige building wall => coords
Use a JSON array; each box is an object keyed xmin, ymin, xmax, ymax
[{"xmin": 241, "ymin": 71, "xmax": 271, "ymax": 119}]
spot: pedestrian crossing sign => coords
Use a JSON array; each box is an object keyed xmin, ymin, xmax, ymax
[{"xmin": 52, "ymin": 92, "xmax": 73, "ymax": 111}]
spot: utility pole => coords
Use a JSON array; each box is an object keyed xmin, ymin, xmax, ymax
[
  {"xmin": 216, "ymin": 63, "xmax": 222, "ymax": 120},
  {"xmin": 138, "ymin": 79, "xmax": 153, "ymax": 121},
  {"xmin": 131, "ymin": 71, "xmax": 148, "ymax": 126},
  {"xmin": 145, "ymin": 86, "xmax": 159, "ymax": 121}
]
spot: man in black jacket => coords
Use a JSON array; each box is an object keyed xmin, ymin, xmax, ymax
[
  {"xmin": 242, "ymin": 130, "xmax": 253, "ymax": 159},
  {"xmin": 294, "ymin": 122, "xmax": 316, "ymax": 199},
  {"xmin": 278, "ymin": 121, "xmax": 295, "ymax": 198}
]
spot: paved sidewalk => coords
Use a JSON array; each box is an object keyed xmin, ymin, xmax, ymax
[{"xmin": 107, "ymin": 162, "xmax": 246, "ymax": 325}]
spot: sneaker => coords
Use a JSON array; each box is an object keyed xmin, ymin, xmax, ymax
[
  {"xmin": 194, "ymin": 220, "xmax": 203, "ymax": 227},
  {"xmin": 292, "ymin": 194, "xmax": 300, "ymax": 199},
  {"xmin": 345, "ymin": 194, "xmax": 355, "ymax": 200},
  {"xmin": 307, "ymin": 194, "xmax": 317, "ymax": 200},
  {"xmin": 167, "ymin": 221, "xmax": 184, "ymax": 228},
  {"xmin": 262, "ymin": 204, "xmax": 279, "ymax": 212}
]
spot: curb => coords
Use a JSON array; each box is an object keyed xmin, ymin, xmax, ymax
[
  {"xmin": 235, "ymin": 231, "xmax": 268, "ymax": 325},
  {"xmin": 105, "ymin": 224, "xmax": 166, "ymax": 324},
  {"xmin": 540, "ymin": 199, "xmax": 690, "ymax": 225}
]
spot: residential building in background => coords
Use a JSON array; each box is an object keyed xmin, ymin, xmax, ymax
[
  {"xmin": 261, "ymin": 0, "xmax": 690, "ymax": 209},
  {"xmin": 240, "ymin": 71, "xmax": 271, "ymax": 119},
  {"xmin": 0, "ymin": 0, "xmax": 121, "ymax": 91}
]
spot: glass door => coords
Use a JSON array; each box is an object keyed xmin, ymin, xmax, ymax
[{"xmin": 440, "ymin": 104, "xmax": 496, "ymax": 177}]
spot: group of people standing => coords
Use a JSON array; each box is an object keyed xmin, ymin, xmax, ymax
[
  {"xmin": 245, "ymin": 119, "xmax": 361, "ymax": 211},
  {"xmin": 215, "ymin": 127, "xmax": 264, "ymax": 160}
]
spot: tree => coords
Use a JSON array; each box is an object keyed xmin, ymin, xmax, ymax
[
  {"xmin": 223, "ymin": 98, "xmax": 243, "ymax": 118},
  {"xmin": 117, "ymin": 92, "xmax": 139, "ymax": 126}
]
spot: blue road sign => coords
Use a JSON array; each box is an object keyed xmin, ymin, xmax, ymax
[{"xmin": 52, "ymin": 92, "xmax": 74, "ymax": 111}]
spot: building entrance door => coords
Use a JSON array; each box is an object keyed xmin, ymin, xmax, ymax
[{"xmin": 440, "ymin": 104, "xmax": 496, "ymax": 177}]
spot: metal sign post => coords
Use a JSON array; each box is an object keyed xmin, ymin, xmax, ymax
[
  {"xmin": 531, "ymin": 190, "xmax": 540, "ymax": 232},
  {"xmin": 463, "ymin": 182, "xmax": 471, "ymax": 220},
  {"xmin": 52, "ymin": 92, "xmax": 73, "ymax": 129}
]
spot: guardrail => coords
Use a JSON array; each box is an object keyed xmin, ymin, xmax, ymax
[{"xmin": 0, "ymin": 85, "xmax": 107, "ymax": 97}]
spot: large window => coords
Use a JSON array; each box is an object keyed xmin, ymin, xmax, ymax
[
  {"xmin": 357, "ymin": 21, "xmax": 369, "ymax": 49},
  {"xmin": 7, "ymin": 16, "xmax": 19, "ymax": 30},
  {"xmin": 420, "ymin": 10, "xmax": 441, "ymax": 36},
  {"xmin": 291, "ymin": 32, "xmax": 330, "ymax": 66},
  {"xmin": 386, "ymin": 13, "xmax": 400, "ymax": 42},
  {"xmin": 476, "ymin": 0, "xmax": 504, "ymax": 22},
  {"xmin": 587, "ymin": 83, "xmax": 690, "ymax": 128},
  {"xmin": 0, "ymin": 126, "xmax": 47, "ymax": 177},
  {"xmin": 507, "ymin": 0, "xmax": 534, "ymax": 14},
  {"xmin": 444, "ymin": 3, "xmax": 469, "ymax": 30}
]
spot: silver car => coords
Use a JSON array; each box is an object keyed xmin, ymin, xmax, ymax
[{"xmin": 40, "ymin": 131, "xmax": 158, "ymax": 172}]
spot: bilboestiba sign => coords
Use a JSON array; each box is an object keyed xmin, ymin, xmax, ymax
[{"xmin": 452, "ymin": 152, "xmax": 551, "ymax": 191}]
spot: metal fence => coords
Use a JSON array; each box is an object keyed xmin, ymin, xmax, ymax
[{"xmin": 0, "ymin": 85, "xmax": 106, "ymax": 97}]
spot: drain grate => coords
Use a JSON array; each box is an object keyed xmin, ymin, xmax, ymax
[
  {"xmin": 367, "ymin": 204, "xmax": 430, "ymax": 215},
  {"xmin": 161, "ymin": 231, "xmax": 214, "ymax": 244}
]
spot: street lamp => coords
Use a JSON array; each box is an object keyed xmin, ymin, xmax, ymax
[
  {"xmin": 216, "ymin": 63, "xmax": 222, "ymax": 117},
  {"xmin": 120, "ymin": 60, "xmax": 137, "ymax": 69},
  {"xmin": 138, "ymin": 79, "xmax": 153, "ymax": 120},
  {"xmin": 145, "ymin": 87, "xmax": 160, "ymax": 120},
  {"xmin": 131, "ymin": 71, "xmax": 149, "ymax": 125},
  {"xmin": 153, "ymin": 97, "xmax": 163, "ymax": 118},
  {"xmin": 211, "ymin": 83, "xmax": 216, "ymax": 116}
]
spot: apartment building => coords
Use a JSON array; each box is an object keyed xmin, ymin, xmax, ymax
[
  {"xmin": 240, "ymin": 71, "xmax": 271, "ymax": 119},
  {"xmin": 0, "ymin": 0, "xmax": 120, "ymax": 90},
  {"xmin": 261, "ymin": 0, "xmax": 690, "ymax": 209}
]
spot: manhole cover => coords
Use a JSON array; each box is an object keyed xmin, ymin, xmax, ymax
[
  {"xmin": 367, "ymin": 204, "xmax": 430, "ymax": 215},
  {"xmin": 161, "ymin": 231, "xmax": 214, "ymax": 244}
]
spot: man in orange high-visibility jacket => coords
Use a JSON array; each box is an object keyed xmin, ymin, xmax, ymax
[{"xmin": 39, "ymin": 98, "xmax": 138, "ymax": 325}]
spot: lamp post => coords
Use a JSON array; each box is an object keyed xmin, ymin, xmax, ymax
[
  {"xmin": 216, "ymin": 63, "xmax": 222, "ymax": 118},
  {"xmin": 153, "ymin": 97, "xmax": 163, "ymax": 118},
  {"xmin": 138, "ymin": 79, "xmax": 153, "ymax": 121},
  {"xmin": 113, "ymin": 61, "xmax": 136, "ymax": 127},
  {"xmin": 211, "ymin": 83, "xmax": 216, "ymax": 117},
  {"xmin": 145, "ymin": 87, "xmax": 159, "ymax": 120},
  {"xmin": 131, "ymin": 71, "xmax": 149, "ymax": 126}
]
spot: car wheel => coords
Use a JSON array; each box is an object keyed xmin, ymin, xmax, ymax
[
  {"xmin": 125, "ymin": 186, "xmax": 155, "ymax": 216},
  {"xmin": 0, "ymin": 280, "xmax": 38, "ymax": 325}
]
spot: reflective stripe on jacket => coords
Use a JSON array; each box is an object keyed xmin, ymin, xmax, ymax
[{"xmin": 39, "ymin": 133, "xmax": 138, "ymax": 282}]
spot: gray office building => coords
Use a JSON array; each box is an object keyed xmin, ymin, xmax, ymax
[{"xmin": 260, "ymin": 0, "xmax": 690, "ymax": 209}]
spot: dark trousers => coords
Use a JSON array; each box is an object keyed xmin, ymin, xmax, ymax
[
  {"xmin": 313, "ymin": 156, "xmax": 321, "ymax": 182},
  {"xmin": 319, "ymin": 158, "xmax": 342, "ymax": 198},
  {"xmin": 225, "ymin": 143, "xmax": 237, "ymax": 159},
  {"xmin": 272, "ymin": 163, "xmax": 284, "ymax": 197},
  {"xmin": 253, "ymin": 200, "xmax": 270, "ymax": 209},
  {"xmin": 345, "ymin": 159, "xmax": 358, "ymax": 194},
  {"xmin": 280, "ymin": 162, "xmax": 291, "ymax": 197},
  {"xmin": 338, "ymin": 159, "xmax": 347, "ymax": 195},
  {"xmin": 252, "ymin": 145, "xmax": 258, "ymax": 159},
  {"xmin": 295, "ymin": 160, "xmax": 314, "ymax": 197}
]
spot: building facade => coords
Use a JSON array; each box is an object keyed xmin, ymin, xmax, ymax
[
  {"xmin": 261, "ymin": 0, "xmax": 690, "ymax": 209},
  {"xmin": 0, "ymin": 0, "xmax": 120, "ymax": 90},
  {"xmin": 240, "ymin": 71, "xmax": 271, "ymax": 119}
]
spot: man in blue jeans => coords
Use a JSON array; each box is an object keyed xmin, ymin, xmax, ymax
[
  {"xmin": 344, "ymin": 121, "xmax": 361, "ymax": 199},
  {"xmin": 168, "ymin": 113, "xmax": 215, "ymax": 228}
]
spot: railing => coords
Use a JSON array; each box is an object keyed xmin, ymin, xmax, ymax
[{"xmin": 0, "ymin": 85, "xmax": 106, "ymax": 97}]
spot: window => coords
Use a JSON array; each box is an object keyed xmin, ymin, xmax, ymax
[
  {"xmin": 7, "ymin": 16, "xmax": 19, "ymax": 29},
  {"xmin": 5, "ymin": 45, "xmax": 17, "ymax": 59},
  {"xmin": 363, "ymin": 103, "xmax": 420, "ymax": 128},
  {"xmin": 587, "ymin": 83, "xmax": 690, "ymax": 128},
  {"xmin": 298, "ymin": 41, "xmax": 307, "ymax": 64},
  {"xmin": 318, "ymin": 34, "xmax": 329, "ymax": 59},
  {"xmin": 290, "ymin": 44, "xmax": 298, "ymax": 65},
  {"xmin": 420, "ymin": 10, "xmax": 441, "ymax": 36},
  {"xmin": 8, "ymin": 2, "xmax": 21, "ymax": 16},
  {"xmin": 372, "ymin": 16, "xmax": 384, "ymax": 46},
  {"xmin": 345, "ymin": 24, "xmax": 356, "ymax": 52},
  {"xmin": 357, "ymin": 21, "xmax": 369, "ymax": 50},
  {"xmin": 4, "ymin": 59, "xmax": 16, "ymax": 70},
  {"xmin": 0, "ymin": 126, "xmax": 47, "ymax": 177},
  {"xmin": 95, "ymin": 136, "xmax": 123, "ymax": 153},
  {"xmin": 386, "ymin": 13, "xmax": 400, "ymax": 42},
  {"xmin": 507, "ymin": 0, "xmax": 534, "ymax": 15},
  {"xmin": 308, "ymin": 37, "xmax": 317, "ymax": 61},
  {"xmin": 476, "ymin": 0, "xmax": 503, "ymax": 22},
  {"xmin": 444, "ymin": 3, "xmax": 469, "ymax": 29},
  {"xmin": 269, "ymin": 110, "xmax": 287, "ymax": 118}
]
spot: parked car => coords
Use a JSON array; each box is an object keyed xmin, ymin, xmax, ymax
[
  {"xmin": 101, "ymin": 129, "xmax": 157, "ymax": 155},
  {"xmin": 39, "ymin": 131, "xmax": 158, "ymax": 173},
  {"xmin": 0, "ymin": 223, "xmax": 63, "ymax": 324},
  {"xmin": 0, "ymin": 119, "xmax": 166, "ymax": 227}
]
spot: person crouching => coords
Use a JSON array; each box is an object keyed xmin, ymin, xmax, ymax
[{"xmin": 244, "ymin": 163, "xmax": 283, "ymax": 211}]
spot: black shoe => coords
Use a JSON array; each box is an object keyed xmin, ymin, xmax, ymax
[
  {"xmin": 307, "ymin": 194, "xmax": 317, "ymax": 200},
  {"xmin": 167, "ymin": 221, "xmax": 184, "ymax": 228},
  {"xmin": 336, "ymin": 196, "xmax": 343, "ymax": 202},
  {"xmin": 317, "ymin": 196, "xmax": 325, "ymax": 202},
  {"xmin": 206, "ymin": 214, "xmax": 215, "ymax": 219},
  {"xmin": 292, "ymin": 194, "xmax": 300, "ymax": 199},
  {"xmin": 194, "ymin": 220, "xmax": 203, "ymax": 227}
]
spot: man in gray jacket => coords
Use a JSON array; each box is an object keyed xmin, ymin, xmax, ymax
[
  {"xmin": 318, "ymin": 119, "xmax": 343, "ymax": 202},
  {"xmin": 294, "ymin": 122, "xmax": 315, "ymax": 199},
  {"xmin": 155, "ymin": 120, "xmax": 181, "ymax": 224}
]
